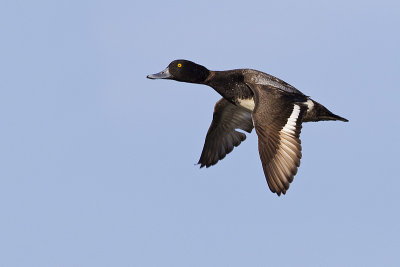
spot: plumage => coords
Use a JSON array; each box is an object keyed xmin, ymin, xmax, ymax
[
  {"xmin": 198, "ymin": 98, "xmax": 253, "ymax": 168},
  {"xmin": 147, "ymin": 59, "xmax": 348, "ymax": 195}
]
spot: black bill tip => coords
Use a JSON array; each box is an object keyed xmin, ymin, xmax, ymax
[{"xmin": 147, "ymin": 67, "xmax": 172, "ymax": 79}]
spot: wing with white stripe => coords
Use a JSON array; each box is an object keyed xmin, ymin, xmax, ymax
[{"xmin": 248, "ymin": 84, "xmax": 307, "ymax": 195}]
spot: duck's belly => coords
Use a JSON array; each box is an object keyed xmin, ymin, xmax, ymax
[{"xmin": 238, "ymin": 97, "xmax": 255, "ymax": 111}]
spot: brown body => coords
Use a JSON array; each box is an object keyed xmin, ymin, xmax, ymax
[{"xmin": 148, "ymin": 60, "xmax": 348, "ymax": 195}]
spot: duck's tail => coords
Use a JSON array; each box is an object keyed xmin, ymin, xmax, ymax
[{"xmin": 303, "ymin": 99, "xmax": 349, "ymax": 122}]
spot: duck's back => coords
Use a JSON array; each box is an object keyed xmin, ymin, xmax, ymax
[
  {"xmin": 206, "ymin": 69, "xmax": 305, "ymax": 111},
  {"xmin": 243, "ymin": 69, "xmax": 305, "ymax": 96}
]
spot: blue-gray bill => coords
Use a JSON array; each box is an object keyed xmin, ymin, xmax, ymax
[{"xmin": 147, "ymin": 67, "xmax": 172, "ymax": 79}]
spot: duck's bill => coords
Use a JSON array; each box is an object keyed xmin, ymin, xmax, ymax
[{"xmin": 147, "ymin": 67, "xmax": 172, "ymax": 79}]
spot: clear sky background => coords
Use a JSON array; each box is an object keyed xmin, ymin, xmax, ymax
[{"xmin": 1, "ymin": 0, "xmax": 399, "ymax": 266}]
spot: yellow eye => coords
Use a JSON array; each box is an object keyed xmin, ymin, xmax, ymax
[{"xmin": 177, "ymin": 63, "xmax": 182, "ymax": 68}]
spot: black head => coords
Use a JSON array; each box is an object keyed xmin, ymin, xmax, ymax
[{"xmin": 147, "ymin": 60, "xmax": 210, "ymax": 84}]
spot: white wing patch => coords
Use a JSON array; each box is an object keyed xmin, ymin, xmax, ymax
[
  {"xmin": 281, "ymin": 104, "xmax": 301, "ymax": 136},
  {"xmin": 271, "ymin": 103, "xmax": 302, "ymax": 189}
]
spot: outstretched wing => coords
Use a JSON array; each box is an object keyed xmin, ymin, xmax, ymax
[
  {"xmin": 198, "ymin": 98, "xmax": 253, "ymax": 168},
  {"xmin": 248, "ymin": 84, "xmax": 307, "ymax": 195}
]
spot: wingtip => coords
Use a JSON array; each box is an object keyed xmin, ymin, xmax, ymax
[
  {"xmin": 197, "ymin": 161, "xmax": 205, "ymax": 168},
  {"xmin": 197, "ymin": 161, "xmax": 213, "ymax": 168}
]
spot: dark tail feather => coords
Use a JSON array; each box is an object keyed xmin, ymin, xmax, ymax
[{"xmin": 307, "ymin": 100, "xmax": 349, "ymax": 122}]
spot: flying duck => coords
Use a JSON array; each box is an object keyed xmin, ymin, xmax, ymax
[{"xmin": 147, "ymin": 60, "xmax": 348, "ymax": 195}]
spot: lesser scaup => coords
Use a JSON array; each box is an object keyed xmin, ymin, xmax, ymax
[{"xmin": 147, "ymin": 60, "xmax": 348, "ymax": 195}]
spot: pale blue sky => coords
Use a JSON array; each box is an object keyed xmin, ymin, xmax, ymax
[{"xmin": 0, "ymin": 0, "xmax": 399, "ymax": 266}]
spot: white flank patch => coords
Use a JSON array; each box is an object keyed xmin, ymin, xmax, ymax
[
  {"xmin": 281, "ymin": 104, "xmax": 300, "ymax": 136},
  {"xmin": 238, "ymin": 98, "xmax": 255, "ymax": 111},
  {"xmin": 306, "ymin": 99, "xmax": 314, "ymax": 111}
]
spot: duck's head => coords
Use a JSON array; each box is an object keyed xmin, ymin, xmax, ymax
[{"xmin": 147, "ymin": 60, "xmax": 210, "ymax": 84}]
